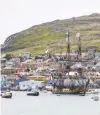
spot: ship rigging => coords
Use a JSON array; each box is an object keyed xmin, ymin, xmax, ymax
[{"xmin": 52, "ymin": 32, "xmax": 90, "ymax": 96}]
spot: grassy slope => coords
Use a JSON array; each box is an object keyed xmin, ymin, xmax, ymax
[{"xmin": 3, "ymin": 14, "xmax": 100, "ymax": 55}]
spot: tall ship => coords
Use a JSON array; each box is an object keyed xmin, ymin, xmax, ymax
[{"xmin": 52, "ymin": 32, "xmax": 90, "ymax": 96}]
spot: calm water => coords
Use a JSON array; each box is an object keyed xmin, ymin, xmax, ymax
[{"xmin": 1, "ymin": 91, "xmax": 100, "ymax": 115}]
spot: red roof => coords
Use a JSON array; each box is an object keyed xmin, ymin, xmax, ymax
[{"xmin": 15, "ymin": 64, "xmax": 28, "ymax": 69}]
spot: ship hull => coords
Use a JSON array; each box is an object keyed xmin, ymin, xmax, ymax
[{"xmin": 52, "ymin": 86, "xmax": 89, "ymax": 96}]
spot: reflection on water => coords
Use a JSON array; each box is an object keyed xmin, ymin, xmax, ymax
[{"xmin": 1, "ymin": 91, "xmax": 100, "ymax": 115}]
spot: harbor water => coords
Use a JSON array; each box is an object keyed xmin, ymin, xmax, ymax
[{"xmin": 1, "ymin": 91, "xmax": 100, "ymax": 115}]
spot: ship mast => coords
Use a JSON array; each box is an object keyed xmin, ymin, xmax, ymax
[
  {"xmin": 52, "ymin": 32, "xmax": 90, "ymax": 95},
  {"xmin": 65, "ymin": 31, "xmax": 70, "ymax": 75},
  {"xmin": 76, "ymin": 33, "xmax": 82, "ymax": 61},
  {"xmin": 66, "ymin": 32, "xmax": 70, "ymax": 61},
  {"xmin": 76, "ymin": 33, "xmax": 83, "ymax": 77}
]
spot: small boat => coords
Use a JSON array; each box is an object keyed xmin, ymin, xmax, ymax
[
  {"xmin": 92, "ymin": 96, "xmax": 99, "ymax": 101},
  {"xmin": 27, "ymin": 91, "xmax": 39, "ymax": 96},
  {"xmin": 2, "ymin": 91, "xmax": 12, "ymax": 98}
]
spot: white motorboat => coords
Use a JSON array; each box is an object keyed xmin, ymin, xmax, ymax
[{"xmin": 92, "ymin": 96, "xmax": 99, "ymax": 101}]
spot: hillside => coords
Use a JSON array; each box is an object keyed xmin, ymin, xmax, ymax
[{"xmin": 1, "ymin": 13, "xmax": 100, "ymax": 54}]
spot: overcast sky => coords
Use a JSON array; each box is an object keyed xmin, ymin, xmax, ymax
[{"xmin": 0, "ymin": 0, "xmax": 100, "ymax": 44}]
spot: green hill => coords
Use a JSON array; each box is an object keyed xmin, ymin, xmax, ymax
[{"xmin": 1, "ymin": 13, "xmax": 100, "ymax": 54}]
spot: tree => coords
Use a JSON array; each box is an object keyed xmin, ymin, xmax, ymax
[{"xmin": 5, "ymin": 54, "xmax": 12, "ymax": 60}]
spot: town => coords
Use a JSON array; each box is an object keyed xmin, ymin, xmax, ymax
[
  {"xmin": 1, "ymin": 0, "xmax": 100, "ymax": 114},
  {"xmin": 1, "ymin": 32, "xmax": 100, "ymax": 98}
]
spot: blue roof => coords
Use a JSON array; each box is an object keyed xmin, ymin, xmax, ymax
[
  {"xmin": 14, "ymin": 77, "xmax": 29, "ymax": 86},
  {"xmin": 46, "ymin": 80, "xmax": 57, "ymax": 84}
]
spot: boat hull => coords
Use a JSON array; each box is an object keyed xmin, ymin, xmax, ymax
[
  {"xmin": 52, "ymin": 86, "xmax": 89, "ymax": 96},
  {"xmin": 2, "ymin": 93, "xmax": 12, "ymax": 98},
  {"xmin": 27, "ymin": 92, "xmax": 39, "ymax": 96}
]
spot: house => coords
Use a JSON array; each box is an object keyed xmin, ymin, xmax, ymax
[
  {"xmin": 23, "ymin": 53, "xmax": 31, "ymax": 59},
  {"xmin": 35, "ymin": 56, "xmax": 44, "ymax": 63},
  {"xmin": 14, "ymin": 77, "xmax": 29, "ymax": 86},
  {"xmin": 0, "ymin": 75, "xmax": 10, "ymax": 88},
  {"xmin": 95, "ymin": 52, "xmax": 100, "ymax": 57},
  {"xmin": 9, "ymin": 57, "xmax": 21, "ymax": 65},
  {"xmin": 1, "ymin": 66, "xmax": 19, "ymax": 75},
  {"xmin": 15, "ymin": 63, "xmax": 28, "ymax": 72},
  {"xmin": 87, "ymin": 46, "xmax": 97, "ymax": 59},
  {"xmin": 27, "ymin": 75, "xmax": 49, "ymax": 82},
  {"xmin": 55, "ymin": 52, "xmax": 78, "ymax": 60},
  {"xmin": 1, "ymin": 58, "xmax": 6, "ymax": 68},
  {"xmin": 19, "ymin": 80, "xmax": 44, "ymax": 90},
  {"xmin": 6, "ymin": 61, "xmax": 15, "ymax": 67},
  {"xmin": 95, "ymin": 62, "xmax": 100, "ymax": 70},
  {"xmin": 66, "ymin": 71, "xmax": 79, "ymax": 76}
]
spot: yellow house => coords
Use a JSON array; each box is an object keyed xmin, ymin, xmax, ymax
[{"xmin": 27, "ymin": 76, "xmax": 47, "ymax": 82}]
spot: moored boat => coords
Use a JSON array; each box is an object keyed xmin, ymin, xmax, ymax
[
  {"xmin": 92, "ymin": 96, "xmax": 99, "ymax": 101},
  {"xmin": 2, "ymin": 91, "xmax": 12, "ymax": 98},
  {"xmin": 27, "ymin": 91, "xmax": 39, "ymax": 96}
]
